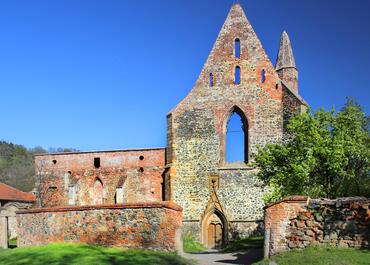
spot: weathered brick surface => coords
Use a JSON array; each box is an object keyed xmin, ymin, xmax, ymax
[
  {"xmin": 34, "ymin": 148, "xmax": 165, "ymax": 207},
  {"xmin": 166, "ymin": 4, "xmax": 305, "ymax": 241},
  {"xmin": 17, "ymin": 202, "xmax": 182, "ymax": 251},
  {"xmin": 264, "ymin": 196, "xmax": 370, "ymax": 256}
]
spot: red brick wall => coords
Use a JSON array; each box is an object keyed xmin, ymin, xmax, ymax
[
  {"xmin": 17, "ymin": 202, "xmax": 182, "ymax": 252},
  {"xmin": 34, "ymin": 148, "xmax": 165, "ymax": 207}
]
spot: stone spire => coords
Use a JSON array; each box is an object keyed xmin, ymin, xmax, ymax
[
  {"xmin": 275, "ymin": 31, "xmax": 299, "ymax": 93},
  {"xmin": 276, "ymin": 31, "xmax": 296, "ymax": 70}
]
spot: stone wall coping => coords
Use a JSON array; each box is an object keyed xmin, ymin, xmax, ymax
[
  {"xmin": 308, "ymin": 197, "xmax": 370, "ymax": 208},
  {"xmin": 218, "ymin": 165, "xmax": 256, "ymax": 171},
  {"xmin": 264, "ymin": 195, "xmax": 308, "ymax": 209},
  {"xmin": 33, "ymin": 147, "xmax": 166, "ymax": 157},
  {"xmin": 16, "ymin": 201, "xmax": 182, "ymax": 214}
]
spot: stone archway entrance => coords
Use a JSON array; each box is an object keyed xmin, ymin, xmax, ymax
[{"xmin": 202, "ymin": 209, "xmax": 228, "ymax": 249}]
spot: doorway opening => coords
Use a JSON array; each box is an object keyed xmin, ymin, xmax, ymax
[{"xmin": 202, "ymin": 209, "xmax": 228, "ymax": 249}]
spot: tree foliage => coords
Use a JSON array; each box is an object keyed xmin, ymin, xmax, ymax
[
  {"xmin": 0, "ymin": 141, "xmax": 77, "ymax": 192},
  {"xmin": 255, "ymin": 98, "xmax": 370, "ymax": 202}
]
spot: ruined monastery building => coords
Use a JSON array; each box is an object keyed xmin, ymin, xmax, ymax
[{"xmin": 17, "ymin": 4, "xmax": 308, "ymax": 250}]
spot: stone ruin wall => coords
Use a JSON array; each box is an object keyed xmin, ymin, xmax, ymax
[
  {"xmin": 16, "ymin": 202, "xmax": 183, "ymax": 252},
  {"xmin": 264, "ymin": 196, "xmax": 370, "ymax": 257},
  {"xmin": 34, "ymin": 148, "xmax": 166, "ymax": 207}
]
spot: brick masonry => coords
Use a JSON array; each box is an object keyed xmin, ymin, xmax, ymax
[
  {"xmin": 264, "ymin": 196, "xmax": 370, "ymax": 257},
  {"xmin": 17, "ymin": 202, "xmax": 183, "ymax": 252},
  {"xmin": 34, "ymin": 148, "xmax": 165, "ymax": 207}
]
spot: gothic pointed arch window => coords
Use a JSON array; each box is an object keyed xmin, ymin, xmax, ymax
[
  {"xmin": 210, "ymin": 73, "xmax": 214, "ymax": 87},
  {"xmin": 115, "ymin": 176, "xmax": 126, "ymax": 204},
  {"xmin": 225, "ymin": 107, "xmax": 249, "ymax": 163},
  {"xmin": 234, "ymin": 38, "xmax": 240, "ymax": 58},
  {"xmin": 93, "ymin": 177, "xmax": 103, "ymax": 205}
]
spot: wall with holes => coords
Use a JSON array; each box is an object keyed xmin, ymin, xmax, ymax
[{"xmin": 34, "ymin": 148, "xmax": 165, "ymax": 207}]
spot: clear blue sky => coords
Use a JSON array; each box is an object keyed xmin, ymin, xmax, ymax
[{"xmin": 0, "ymin": 0, "xmax": 369, "ymax": 151}]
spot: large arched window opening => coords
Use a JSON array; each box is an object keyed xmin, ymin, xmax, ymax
[
  {"xmin": 225, "ymin": 107, "xmax": 248, "ymax": 163},
  {"xmin": 93, "ymin": 177, "xmax": 103, "ymax": 205}
]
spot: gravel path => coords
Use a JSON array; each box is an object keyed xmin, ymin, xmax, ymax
[{"xmin": 183, "ymin": 248, "xmax": 263, "ymax": 265}]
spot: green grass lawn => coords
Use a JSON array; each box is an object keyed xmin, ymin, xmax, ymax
[
  {"xmin": 222, "ymin": 236, "xmax": 264, "ymax": 252},
  {"xmin": 253, "ymin": 246, "xmax": 370, "ymax": 265},
  {"xmin": 0, "ymin": 243, "xmax": 194, "ymax": 265},
  {"xmin": 183, "ymin": 235, "xmax": 206, "ymax": 253}
]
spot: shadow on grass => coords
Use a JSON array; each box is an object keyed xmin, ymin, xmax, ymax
[
  {"xmin": 0, "ymin": 243, "xmax": 194, "ymax": 265},
  {"xmin": 222, "ymin": 236, "xmax": 264, "ymax": 253}
]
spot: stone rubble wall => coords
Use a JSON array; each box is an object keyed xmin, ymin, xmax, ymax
[
  {"xmin": 264, "ymin": 196, "xmax": 370, "ymax": 257},
  {"xmin": 16, "ymin": 202, "xmax": 183, "ymax": 252}
]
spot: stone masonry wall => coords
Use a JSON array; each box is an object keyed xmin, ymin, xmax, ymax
[
  {"xmin": 166, "ymin": 4, "xmax": 305, "ymax": 241},
  {"xmin": 17, "ymin": 202, "xmax": 182, "ymax": 252},
  {"xmin": 34, "ymin": 148, "xmax": 165, "ymax": 207},
  {"xmin": 264, "ymin": 196, "xmax": 370, "ymax": 257}
]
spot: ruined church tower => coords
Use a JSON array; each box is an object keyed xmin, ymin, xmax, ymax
[{"xmin": 165, "ymin": 4, "xmax": 307, "ymax": 247}]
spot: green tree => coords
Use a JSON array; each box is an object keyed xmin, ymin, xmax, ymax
[{"xmin": 255, "ymin": 98, "xmax": 370, "ymax": 202}]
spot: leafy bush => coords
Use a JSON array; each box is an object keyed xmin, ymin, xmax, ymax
[{"xmin": 255, "ymin": 98, "xmax": 370, "ymax": 202}]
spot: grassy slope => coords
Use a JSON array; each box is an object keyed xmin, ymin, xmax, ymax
[
  {"xmin": 0, "ymin": 243, "xmax": 193, "ymax": 265},
  {"xmin": 183, "ymin": 235, "xmax": 206, "ymax": 253},
  {"xmin": 253, "ymin": 246, "xmax": 370, "ymax": 265}
]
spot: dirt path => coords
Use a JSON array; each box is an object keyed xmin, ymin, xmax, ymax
[{"xmin": 183, "ymin": 248, "xmax": 263, "ymax": 265}]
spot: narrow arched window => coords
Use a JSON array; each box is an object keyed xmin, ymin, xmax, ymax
[
  {"xmin": 261, "ymin": 69, "xmax": 266, "ymax": 83},
  {"xmin": 210, "ymin": 73, "xmax": 214, "ymax": 87},
  {"xmin": 115, "ymin": 176, "xmax": 126, "ymax": 204},
  {"xmin": 226, "ymin": 108, "xmax": 248, "ymax": 163},
  {"xmin": 235, "ymin": 66, "xmax": 241, "ymax": 85},
  {"xmin": 93, "ymin": 177, "xmax": 103, "ymax": 205},
  {"xmin": 235, "ymin": 38, "xmax": 240, "ymax": 58}
]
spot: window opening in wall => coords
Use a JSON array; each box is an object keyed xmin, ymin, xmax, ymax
[
  {"xmin": 94, "ymin": 157, "xmax": 100, "ymax": 168},
  {"xmin": 93, "ymin": 178, "xmax": 103, "ymax": 205},
  {"xmin": 210, "ymin": 73, "xmax": 214, "ymax": 87},
  {"xmin": 275, "ymin": 83, "xmax": 279, "ymax": 89},
  {"xmin": 262, "ymin": 69, "xmax": 266, "ymax": 83},
  {"xmin": 52, "ymin": 160, "xmax": 57, "ymax": 164},
  {"xmin": 115, "ymin": 176, "xmax": 126, "ymax": 204},
  {"xmin": 139, "ymin": 155, "xmax": 144, "ymax": 160},
  {"xmin": 115, "ymin": 187, "xmax": 124, "ymax": 204},
  {"xmin": 68, "ymin": 185, "xmax": 76, "ymax": 205},
  {"xmin": 139, "ymin": 167, "xmax": 144, "ymax": 173},
  {"xmin": 226, "ymin": 109, "xmax": 248, "ymax": 163},
  {"xmin": 235, "ymin": 66, "xmax": 241, "ymax": 85},
  {"xmin": 235, "ymin": 38, "xmax": 240, "ymax": 58}
]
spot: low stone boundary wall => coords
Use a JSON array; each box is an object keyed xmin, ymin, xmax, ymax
[
  {"xmin": 264, "ymin": 196, "xmax": 370, "ymax": 257},
  {"xmin": 17, "ymin": 202, "xmax": 182, "ymax": 252}
]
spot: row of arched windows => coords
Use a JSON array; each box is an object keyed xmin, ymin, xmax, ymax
[{"xmin": 209, "ymin": 38, "xmax": 266, "ymax": 87}]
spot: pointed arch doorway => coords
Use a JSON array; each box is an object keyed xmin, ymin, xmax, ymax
[{"xmin": 201, "ymin": 208, "xmax": 228, "ymax": 249}]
